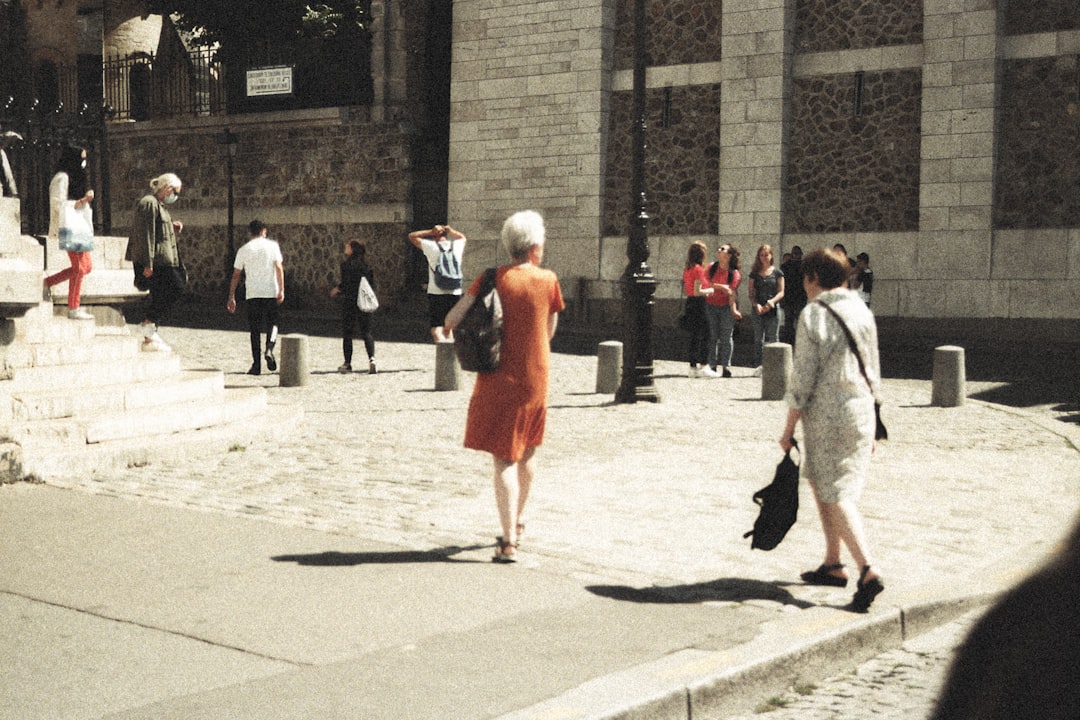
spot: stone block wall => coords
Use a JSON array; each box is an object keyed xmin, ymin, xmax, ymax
[
  {"xmin": 106, "ymin": 109, "xmax": 412, "ymax": 311},
  {"xmin": 447, "ymin": 0, "xmax": 610, "ymax": 286},
  {"xmin": 787, "ymin": 69, "xmax": 921, "ymax": 233},
  {"xmin": 794, "ymin": 0, "xmax": 923, "ymax": 52},
  {"xmin": 1002, "ymin": 0, "xmax": 1080, "ymax": 35},
  {"xmin": 612, "ymin": 0, "xmax": 723, "ymax": 69},
  {"xmin": 995, "ymin": 56, "xmax": 1080, "ymax": 229},
  {"xmin": 604, "ymin": 83, "xmax": 721, "ymax": 237}
]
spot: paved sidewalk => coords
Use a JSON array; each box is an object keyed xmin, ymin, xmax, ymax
[{"xmin": 2, "ymin": 324, "xmax": 1079, "ymax": 719}]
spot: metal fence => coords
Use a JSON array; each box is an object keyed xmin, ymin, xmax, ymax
[
  {"xmin": 0, "ymin": 98, "xmax": 111, "ymax": 237},
  {"xmin": 102, "ymin": 49, "xmax": 225, "ymax": 121}
]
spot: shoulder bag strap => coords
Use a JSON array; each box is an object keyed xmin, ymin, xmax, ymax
[
  {"xmin": 479, "ymin": 267, "xmax": 497, "ymax": 295},
  {"xmin": 817, "ymin": 300, "xmax": 874, "ymax": 395}
]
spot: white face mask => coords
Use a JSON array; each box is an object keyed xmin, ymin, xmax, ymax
[
  {"xmin": 163, "ymin": 191, "xmax": 179, "ymax": 205},
  {"xmin": 81, "ymin": 160, "xmax": 87, "ymax": 169}
]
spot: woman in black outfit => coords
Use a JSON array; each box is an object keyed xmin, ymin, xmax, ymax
[{"xmin": 329, "ymin": 240, "xmax": 376, "ymax": 374}]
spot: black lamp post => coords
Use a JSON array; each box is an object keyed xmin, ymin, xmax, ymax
[
  {"xmin": 219, "ymin": 127, "xmax": 238, "ymax": 257},
  {"xmin": 615, "ymin": 0, "xmax": 659, "ymax": 404}
]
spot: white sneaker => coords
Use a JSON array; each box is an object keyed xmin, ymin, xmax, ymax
[
  {"xmin": 701, "ymin": 367, "xmax": 722, "ymax": 378},
  {"xmin": 141, "ymin": 334, "xmax": 171, "ymax": 353},
  {"xmin": 67, "ymin": 308, "xmax": 94, "ymax": 320},
  {"xmin": 753, "ymin": 366, "xmax": 762, "ymax": 377}
]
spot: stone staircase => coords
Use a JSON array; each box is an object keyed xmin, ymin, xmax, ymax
[{"xmin": 0, "ymin": 301, "xmax": 283, "ymax": 484}]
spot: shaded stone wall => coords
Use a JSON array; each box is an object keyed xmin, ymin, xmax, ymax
[
  {"xmin": 613, "ymin": 0, "xmax": 723, "ymax": 69},
  {"xmin": 787, "ymin": 69, "xmax": 922, "ymax": 233},
  {"xmin": 995, "ymin": 56, "xmax": 1080, "ymax": 229},
  {"xmin": 107, "ymin": 112, "xmax": 411, "ymax": 311},
  {"xmin": 603, "ymin": 84, "xmax": 721, "ymax": 237},
  {"xmin": 794, "ymin": 0, "xmax": 923, "ymax": 52},
  {"xmin": 1001, "ymin": 0, "xmax": 1080, "ymax": 35}
]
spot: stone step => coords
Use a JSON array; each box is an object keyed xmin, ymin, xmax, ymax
[
  {"xmin": 3, "ymin": 332, "xmax": 135, "ymax": 373},
  {"xmin": 47, "ymin": 268, "xmax": 146, "ymax": 304},
  {"xmin": 10, "ymin": 370, "xmax": 226, "ymax": 422},
  {"xmin": 17, "ymin": 386, "xmax": 267, "ymax": 446},
  {"xmin": 18, "ymin": 395, "xmax": 300, "ymax": 484},
  {"xmin": 6, "ymin": 346, "xmax": 181, "ymax": 392},
  {"xmin": 9, "ymin": 301, "xmax": 101, "ymax": 346}
]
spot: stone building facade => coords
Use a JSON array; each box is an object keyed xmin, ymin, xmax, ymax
[
  {"xmin": 8, "ymin": 0, "xmax": 442, "ymax": 312},
  {"xmin": 447, "ymin": 0, "xmax": 1080, "ymax": 323},
  {"xmin": 8, "ymin": 1, "xmax": 1080, "ymax": 326}
]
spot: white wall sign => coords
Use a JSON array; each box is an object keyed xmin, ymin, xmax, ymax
[{"xmin": 246, "ymin": 66, "xmax": 294, "ymax": 97}]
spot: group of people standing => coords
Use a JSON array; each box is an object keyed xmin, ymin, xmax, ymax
[{"xmin": 682, "ymin": 242, "xmax": 788, "ymax": 378}]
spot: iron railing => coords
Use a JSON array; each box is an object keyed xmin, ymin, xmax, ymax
[
  {"xmin": 102, "ymin": 49, "xmax": 225, "ymax": 121},
  {"xmin": 0, "ymin": 98, "xmax": 111, "ymax": 237}
]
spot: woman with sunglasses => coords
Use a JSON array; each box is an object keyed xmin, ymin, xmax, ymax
[{"xmin": 702, "ymin": 244, "xmax": 742, "ymax": 377}]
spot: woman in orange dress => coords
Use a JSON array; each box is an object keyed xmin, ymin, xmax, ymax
[{"xmin": 445, "ymin": 210, "xmax": 564, "ymax": 563}]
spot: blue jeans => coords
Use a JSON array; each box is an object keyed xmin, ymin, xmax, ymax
[
  {"xmin": 751, "ymin": 308, "xmax": 782, "ymax": 367},
  {"xmin": 705, "ymin": 304, "xmax": 736, "ymax": 370}
]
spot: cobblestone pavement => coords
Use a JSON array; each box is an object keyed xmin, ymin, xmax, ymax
[
  {"xmin": 724, "ymin": 609, "xmax": 982, "ymax": 720},
  {"xmin": 49, "ymin": 323, "xmax": 1080, "ymax": 619}
]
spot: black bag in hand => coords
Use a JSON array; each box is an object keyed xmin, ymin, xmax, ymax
[
  {"xmin": 454, "ymin": 268, "xmax": 503, "ymax": 373},
  {"xmin": 744, "ymin": 441, "xmax": 800, "ymax": 551}
]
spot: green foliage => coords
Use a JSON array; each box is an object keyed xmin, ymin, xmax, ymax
[
  {"xmin": 148, "ymin": 1, "xmax": 369, "ymax": 49},
  {"xmin": 147, "ymin": 0, "xmax": 374, "ymax": 109}
]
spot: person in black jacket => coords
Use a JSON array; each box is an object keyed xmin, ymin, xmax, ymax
[{"xmin": 329, "ymin": 240, "xmax": 376, "ymax": 374}]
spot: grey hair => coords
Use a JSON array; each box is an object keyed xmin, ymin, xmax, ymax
[
  {"xmin": 501, "ymin": 210, "xmax": 546, "ymax": 259},
  {"xmin": 149, "ymin": 173, "xmax": 182, "ymax": 192}
]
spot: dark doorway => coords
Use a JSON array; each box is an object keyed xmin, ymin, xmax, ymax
[{"xmin": 406, "ymin": 0, "xmax": 453, "ymax": 287}]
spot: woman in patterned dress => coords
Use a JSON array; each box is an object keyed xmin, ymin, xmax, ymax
[
  {"xmin": 779, "ymin": 247, "xmax": 885, "ymax": 612},
  {"xmin": 445, "ymin": 210, "xmax": 565, "ymax": 563}
]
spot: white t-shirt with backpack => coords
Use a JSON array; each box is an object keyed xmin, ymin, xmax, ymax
[{"xmin": 420, "ymin": 237, "xmax": 465, "ymax": 296}]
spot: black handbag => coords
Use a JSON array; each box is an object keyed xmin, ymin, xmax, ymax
[
  {"xmin": 454, "ymin": 268, "xmax": 503, "ymax": 373},
  {"xmin": 818, "ymin": 301, "xmax": 888, "ymax": 441},
  {"xmin": 744, "ymin": 440, "xmax": 800, "ymax": 551}
]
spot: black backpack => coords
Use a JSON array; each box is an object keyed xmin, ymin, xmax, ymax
[
  {"xmin": 744, "ymin": 441, "xmax": 800, "ymax": 551},
  {"xmin": 454, "ymin": 268, "xmax": 503, "ymax": 373}
]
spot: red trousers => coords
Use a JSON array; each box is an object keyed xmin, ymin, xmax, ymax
[{"xmin": 46, "ymin": 251, "xmax": 93, "ymax": 309}]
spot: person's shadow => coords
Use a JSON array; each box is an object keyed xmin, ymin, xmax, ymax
[
  {"xmin": 587, "ymin": 577, "xmax": 815, "ymax": 609},
  {"xmin": 272, "ymin": 544, "xmax": 489, "ymax": 566}
]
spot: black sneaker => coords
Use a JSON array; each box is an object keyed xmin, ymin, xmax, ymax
[
  {"xmin": 247, "ymin": 364, "xmax": 261, "ymax": 376},
  {"xmin": 265, "ymin": 350, "xmax": 277, "ymax": 372}
]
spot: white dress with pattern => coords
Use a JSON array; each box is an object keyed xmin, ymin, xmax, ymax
[{"xmin": 784, "ymin": 288, "xmax": 881, "ymax": 503}]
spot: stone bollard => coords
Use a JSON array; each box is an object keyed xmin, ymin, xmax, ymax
[
  {"xmin": 761, "ymin": 342, "xmax": 792, "ymax": 401},
  {"xmin": 932, "ymin": 345, "xmax": 966, "ymax": 407},
  {"xmin": 596, "ymin": 340, "xmax": 623, "ymax": 394},
  {"xmin": 279, "ymin": 334, "xmax": 309, "ymax": 387},
  {"xmin": 435, "ymin": 339, "xmax": 460, "ymax": 391}
]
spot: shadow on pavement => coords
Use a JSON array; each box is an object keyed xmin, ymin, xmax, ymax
[
  {"xmin": 969, "ymin": 381, "xmax": 1080, "ymax": 418},
  {"xmin": 271, "ymin": 546, "xmax": 490, "ymax": 566},
  {"xmin": 586, "ymin": 577, "xmax": 815, "ymax": 609}
]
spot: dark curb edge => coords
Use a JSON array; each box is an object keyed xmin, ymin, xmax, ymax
[{"xmin": 497, "ymin": 594, "xmax": 994, "ymax": 720}]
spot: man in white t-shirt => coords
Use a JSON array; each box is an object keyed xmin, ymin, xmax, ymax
[
  {"xmin": 408, "ymin": 224, "xmax": 466, "ymax": 342},
  {"xmin": 227, "ymin": 220, "xmax": 284, "ymax": 375}
]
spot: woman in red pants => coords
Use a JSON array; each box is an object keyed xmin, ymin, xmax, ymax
[{"xmin": 45, "ymin": 145, "xmax": 95, "ymax": 320}]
